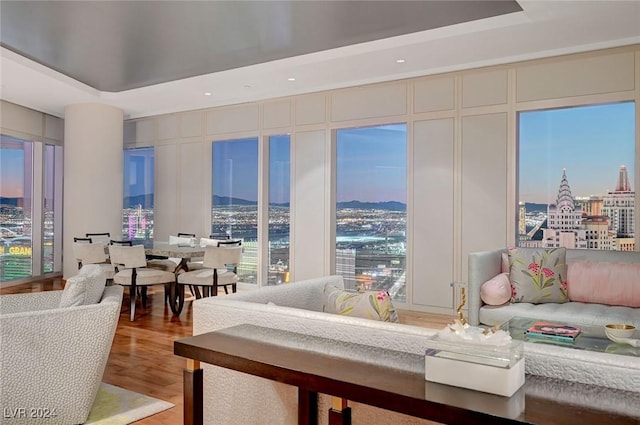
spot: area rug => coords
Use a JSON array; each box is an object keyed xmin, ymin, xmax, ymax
[{"xmin": 84, "ymin": 382, "xmax": 174, "ymax": 424}]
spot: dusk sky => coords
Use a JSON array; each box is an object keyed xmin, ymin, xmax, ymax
[
  {"xmin": 519, "ymin": 102, "xmax": 635, "ymax": 204},
  {"xmin": 0, "ymin": 135, "xmax": 28, "ymax": 198},
  {"xmin": 337, "ymin": 124, "xmax": 407, "ymax": 203}
]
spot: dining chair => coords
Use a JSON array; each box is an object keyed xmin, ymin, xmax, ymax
[
  {"xmin": 86, "ymin": 232, "xmax": 111, "ymax": 245},
  {"xmin": 175, "ymin": 244, "xmax": 243, "ymax": 312},
  {"xmin": 110, "ymin": 239, "xmax": 133, "ymax": 246},
  {"xmin": 108, "ymin": 244, "xmax": 177, "ymax": 321},
  {"xmin": 73, "ymin": 237, "xmax": 93, "ymax": 243},
  {"xmin": 72, "ymin": 241, "xmax": 116, "ymax": 280}
]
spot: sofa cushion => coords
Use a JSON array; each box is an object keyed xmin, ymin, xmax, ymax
[
  {"xmin": 509, "ymin": 247, "xmax": 568, "ymax": 304},
  {"xmin": 323, "ymin": 284, "xmax": 399, "ymax": 323},
  {"xmin": 480, "ymin": 273, "xmax": 511, "ymax": 306},
  {"xmin": 567, "ymin": 261, "xmax": 640, "ymax": 308},
  {"xmin": 59, "ymin": 264, "xmax": 106, "ymax": 307}
]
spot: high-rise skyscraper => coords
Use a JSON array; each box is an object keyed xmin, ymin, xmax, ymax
[
  {"xmin": 543, "ymin": 169, "xmax": 587, "ymax": 249},
  {"xmin": 602, "ymin": 165, "xmax": 635, "ymax": 238}
]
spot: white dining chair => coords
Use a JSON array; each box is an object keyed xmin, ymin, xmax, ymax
[
  {"xmin": 72, "ymin": 241, "xmax": 116, "ymax": 281},
  {"xmin": 108, "ymin": 244, "xmax": 177, "ymax": 321},
  {"xmin": 175, "ymin": 245, "xmax": 243, "ymax": 313}
]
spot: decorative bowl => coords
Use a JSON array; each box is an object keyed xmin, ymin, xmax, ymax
[{"xmin": 604, "ymin": 324, "xmax": 636, "ymax": 340}]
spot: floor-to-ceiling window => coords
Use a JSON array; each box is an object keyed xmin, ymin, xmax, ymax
[
  {"xmin": 518, "ymin": 102, "xmax": 636, "ymax": 251},
  {"xmin": 212, "ymin": 137, "xmax": 259, "ymax": 284},
  {"xmin": 123, "ymin": 147, "xmax": 155, "ymax": 247},
  {"xmin": 335, "ymin": 124, "xmax": 407, "ymax": 301},
  {"xmin": 0, "ymin": 135, "xmax": 62, "ymax": 282},
  {"xmin": 268, "ymin": 134, "xmax": 290, "ymax": 285}
]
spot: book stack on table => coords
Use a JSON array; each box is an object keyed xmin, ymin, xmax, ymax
[{"xmin": 525, "ymin": 321, "xmax": 582, "ymax": 344}]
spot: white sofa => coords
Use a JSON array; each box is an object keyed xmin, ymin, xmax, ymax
[
  {"xmin": 193, "ymin": 275, "xmax": 439, "ymax": 425},
  {"xmin": 468, "ymin": 248, "xmax": 640, "ymax": 328},
  {"xmin": 0, "ymin": 276, "xmax": 123, "ymax": 425}
]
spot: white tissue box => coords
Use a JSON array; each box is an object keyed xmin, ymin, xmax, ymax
[{"xmin": 424, "ymin": 335, "xmax": 525, "ymax": 397}]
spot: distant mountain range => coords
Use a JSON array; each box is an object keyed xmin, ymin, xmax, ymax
[
  {"xmin": 0, "ymin": 197, "xmax": 19, "ymax": 206},
  {"xmin": 337, "ymin": 200, "xmax": 406, "ymax": 211},
  {"xmin": 213, "ymin": 195, "xmax": 259, "ymax": 206},
  {"xmin": 524, "ymin": 202, "xmax": 548, "ymax": 213}
]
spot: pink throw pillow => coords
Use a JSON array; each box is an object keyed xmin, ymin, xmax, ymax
[
  {"xmin": 567, "ymin": 261, "xmax": 640, "ymax": 308},
  {"xmin": 480, "ymin": 273, "xmax": 512, "ymax": 306}
]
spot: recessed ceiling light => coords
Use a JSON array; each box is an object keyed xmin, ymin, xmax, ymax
[
  {"xmin": 287, "ymin": 77, "xmax": 296, "ymax": 82},
  {"xmin": 396, "ymin": 59, "xmax": 406, "ymax": 64},
  {"xmin": 204, "ymin": 92, "xmax": 212, "ymax": 96}
]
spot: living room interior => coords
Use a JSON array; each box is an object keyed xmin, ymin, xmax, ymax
[{"xmin": 1, "ymin": 1, "xmax": 640, "ymax": 424}]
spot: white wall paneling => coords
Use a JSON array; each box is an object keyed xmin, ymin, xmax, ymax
[
  {"xmin": 263, "ymin": 100, "xmax": 291, "ymax": 129},
  {"xmin": 178, "ymin": 142, "xmax": 205, "ymax": 235},
  {"xmin": 44, "ymin": 114, "xmax": 64, "ymax": 141},
  {"xmin": 155, "ymin": 144, "xmax": 179, "ymax": 241},
  {"xmin": 206, "ymin": 104, "xmax": 259, "ymax": 135},
  {"xmin": 135, "ymin": 119, "xmax": 155, "ymax": 144},
  {"xmin": 462, "ymin": 69, "xmax": 508, "ymax": 108},
  {"xmin": 412, "ymin": 118, "xmax": 455, "ymax": 310},
  {"xmin": 0, "ymin": 101, "xmax": 43, "ymax": 136},
  {"xmin": 331, "ymin": 83, "xmax": 407, "ymax": 122},
  {"xmin": 460, "ymin": 113, "xmax": 508, "ymax": 283},
  {"xmin": 414, "ymin": 77, "xmax": 455, "ymax": 114},
  {"xmin": 516, "ymin": 51, "xmax": 635, "ymax": 102},
  {"xmin": 181, "ymin": 111, "xmax": 203, "ymax": 138},
  {"xmin": 295, "ymin": 94, "xmax": 326, "ymax": 126},
  {"xmin": 292, "ymin": 130, "xmax": 327, "ymax": 280},
  {"xmin": 158, "ymin": 115, "xmax": 179, "ymax": 141}
]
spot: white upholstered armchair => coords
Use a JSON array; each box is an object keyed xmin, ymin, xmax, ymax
[{"xmin": 0, "ymin": 268, "xmax": 123, "ymax": 425}]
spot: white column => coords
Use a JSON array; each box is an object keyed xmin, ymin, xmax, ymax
[{"xmin": 63, "ymin": 103, "xmax": 123, "ymax": 278}]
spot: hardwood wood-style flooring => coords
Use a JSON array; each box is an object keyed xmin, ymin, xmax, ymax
[{"xmin": 2, "ymin": 277, "xmax": 455, "ymax": 424}]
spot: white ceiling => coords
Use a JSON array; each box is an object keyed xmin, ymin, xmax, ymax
[{"xmin": 1, "ymin": 0, "xmax": 640, "ymax": 120}]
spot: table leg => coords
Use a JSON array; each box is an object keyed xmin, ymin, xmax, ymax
[
  {"xmin": 169, "ymin": 281, "xmax": 185, "ymax": 315},
  {"xmin": 184, "ymin": 359, "xmax": 203, "ymax": 425},
  {"xmin": 298, "ymin": 388, "xmax": 318, "ymax": 425}
]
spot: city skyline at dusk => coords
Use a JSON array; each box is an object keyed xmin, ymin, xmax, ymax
[{"xmin": 519, "ymin": 102, "xmax": 635, "ymax": 204}]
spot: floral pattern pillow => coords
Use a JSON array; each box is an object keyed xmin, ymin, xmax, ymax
[
  {"xmin": 323, "ymin": 284, "xmax": 399, "ymax": 323},
  {"xmin": 508, "ymin": 247, "xmax": 568, "ymax": 304}
]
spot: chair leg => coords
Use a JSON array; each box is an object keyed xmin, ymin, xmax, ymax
[
  {"xmin": 141, "ymin": 286, "xmax": 148, "ymax": 308},
  {"xmin": 232, "ymin": 283, "xmax": 237, "ymax": 293},
  {"xmin": 213, "ymin": 282, "xmax": 218, "ymax": 296},
  {"xmin": 129, "ymin": 283, "xmax": 137, "ymax": 322},
  {"xmin": 193, "ymin": 285, "xmax": 202, "ymax": 299},
  {"xmin": 223, "ymin": 285, "xmax": 229, "ymax": 295}
]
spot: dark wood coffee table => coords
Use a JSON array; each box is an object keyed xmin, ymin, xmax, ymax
[{"xmin": 174, "ymin": 324, "xmax": 640, "ymax": 425}]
